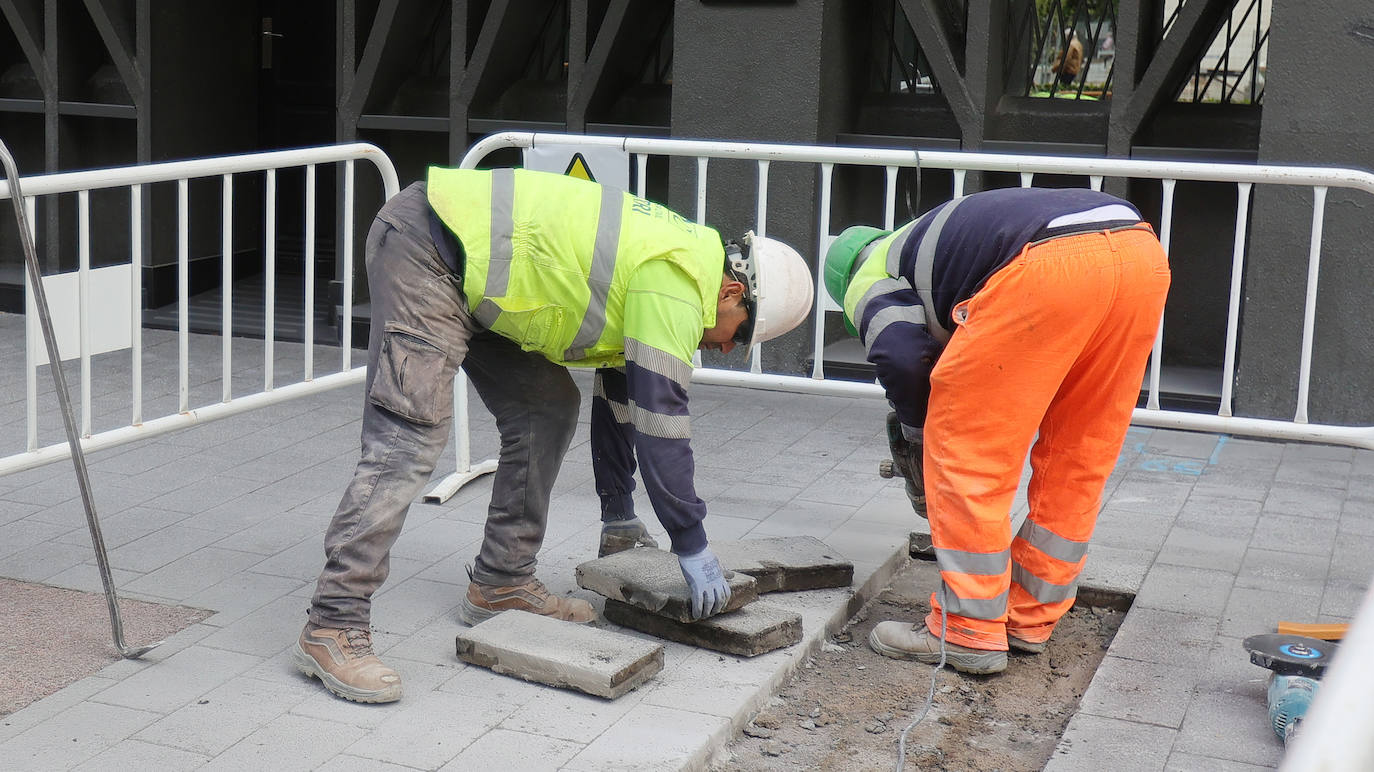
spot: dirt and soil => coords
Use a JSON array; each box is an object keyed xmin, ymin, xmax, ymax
[
  {"xmin": 709, "ymin": 557, "xmax": 1125, "ymax": 772},
  {"xmin": 0, "ymin": 578, "xmax": 211, "ymax": 718}
]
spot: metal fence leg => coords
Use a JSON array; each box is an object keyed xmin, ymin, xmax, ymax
[{"xmin": 0, "ymin": 140, "xmax": 162, "ymax": 659}]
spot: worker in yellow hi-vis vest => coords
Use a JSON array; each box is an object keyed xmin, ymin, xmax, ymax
[{"xmin": 295, "ymin": 168, "xmax": 814, "ymax": 704}]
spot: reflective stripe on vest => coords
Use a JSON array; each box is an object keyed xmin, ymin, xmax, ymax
[
  {"xmin": 942, "ymin": 586, "xmax": 1010, "ymax": 621},
  {"xmin": 934, "ymin": 546, "xmax": 1010, "ymax": 576},
  {"xmin": 474, "ymin": 168, "xmax": 517, "ymax": 328},
  {"xmin": 564, "ymin": 185, "xmax": 624, "ymax": 361}
]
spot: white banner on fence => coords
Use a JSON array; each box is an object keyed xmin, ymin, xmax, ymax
[
  {"xmin": 523, "ymin": 144, "xmax": 630, "ymax": 191},
  {"xmin": 26, "ymin": 264, "xmax": 133, "ymax": 366}
]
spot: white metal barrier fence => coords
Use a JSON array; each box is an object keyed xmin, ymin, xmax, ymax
[
  {"xmin": 449, "ymin": 133, "xmax": 1374, "ymax": 769},
  {"xmin": 0, "ymin": 144, "xmax": 399, "ymax": 476}
]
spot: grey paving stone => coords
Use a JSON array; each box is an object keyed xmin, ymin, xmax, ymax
[
  {"xmin": 1142, "ymin": 429, "xmax": 1223, "ymax": 458},
  {"xmin": 1219, "ymin": 585, "xmax": 1325, "ymax": 638},
  {"xmin": 106, "ymin": 524, "xmax": 222, "ymax": 574},
  {"xmin": 0, "ymin": 675, "xmax": 121, "ymax": 744},
  {"xmin": 72, "ymin": 738, "xmax": 211, "ymax": 771},
  {"xmin": 1209, "ymin": 437, "xmax": 1285, "ymax": 468},
  {"xmin": 1092, "ymin": 508, "xmax": 1176, "ymax": 552},
  {"xmin": 1319, "ymin": 577, "xmax": 1369, "ymax": 619},
  {"xmin": 1108, "ymin": 607, "xmax": 1218, "ymax": 671},
  {"xmin": 1172, "ymin": 689, "xmax": 1283, "ymax": 768},
  {"xmin": 497, "ymin": 685, "xmax": 640, "ymax": 744},
  {"xmin": 1262, "ymin": 482, "xmax": 1345, "ymax": 520},
  {"xmin": 604, "ymin": 598, "xmax": 801, "ymax": 657},
  {"xmin": 560, "ymin": 702, "xmax": 730, "ymax": 772},
  {"xmin": 341, "ymin": 688, "xmax": 518, "ymax": 769},
  {"xmin": 1281, "ymin": 442, "xmax": 1355, "ymax": 463},
  {"xmin": 1176, "ymin": 494, "xmax": 1262, "ymax": 524},
  {"xmin": 748, "ymin": 498, "xmax": 858, "ymax": 539},
  {"xmin": 0, "ymin": 539, "xmax": 98, "ymax": 582},
  {"xmin": 438, "ymin": 728, "xmax": 582, "ymax": 771},
  {"xmin": 124, "ymin": 546, "xmax": 266, "ymax": 601},
  {"xmin": 456, "ymin": 610, "xmax": 663, "ymax": 699},
  {"xmin": 92, "ymin": 645, "xmax": 263, "ymax": 714},
  {"xmin": 198, "ymin": 594, "xmax": 310, "ymax": 657},
  {"xmin": 708, "ymin": 535, "xmax": 854, "ymax": 592},
  {"xmin": 796, "ymin": 467, "xmax": 888, "ymax": 508},
  {"xmin": 1249, "ymin": 513, "xmax": 1338, "ymax": 556},
  {"xmin": 0, "ymin": 701, "xmax": 162, "ymax": 770},
  {"xmin": 0, "ymin": 517, "xmax": 73, "ymax": 559},
  {"xmin": 196, "ymin": 713, "xmax": 366, "ymax": 772},
  {"xmin": 1164, "ymin": 752, "xmax": 1273, "ymax": 771},
  {"xmin": 53, "ymin": 505, "xmax": 194, "ymax": 550},
  {"xmin": 133, "ymin": 675, "xmax": 309, "ymax": 756},
  {"xmin": 1080, "ymin": 544, "xmax": 1154, "ymax": 597},
  {"xmin": 575, "ymin": 547, "xmax": 759, "ymax": 623},
  {"xmin": 316, "ymin": 754, "xmax": 422, "ymax": 772},
  {"xmin": 180, "ymin": 571, "xmax": 308, "ymax": 628},
  {"xmin": 1328, "ymin": 533, "xmax": 1374, "ymax": 582},
  {"xmin": 1191, "ymin": 466, "xmax": 1275, "ymax": 502},
  {"xmin": 1157, "ymin": 521, "xmax": 1251, "ymax": 573},
  {"xmin": 1234, "ymin": 548, "xmax": 1328, "ymax": 598},
  {"xmin": 1078, "ymin": 655, "xmax": 1196, "ymax": 728},
  {"xmin": 369, "ymin": 577, "xmax": 462, "ymax": 638},
  {"xmin": 1134, "ymin": 564, "xmax": 1235, "ymax": 616},
  {"xmin": 1275, "ymin": 454, "xmax": 1353, "ymax": 488},
  {"xmin": 1043, "ymin": 713, "xmax": 1176, "ymax": 772},
  {"xmin": 1103, "ymin": 472, "xmax": 1195, "ymax": 515}
]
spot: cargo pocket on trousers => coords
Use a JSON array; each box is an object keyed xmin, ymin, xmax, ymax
[{"xmin": 369, "ymin": 322, "xmax": 451, "ymax": 426}]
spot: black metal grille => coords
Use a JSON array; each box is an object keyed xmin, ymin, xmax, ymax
[
  {"xmin": 1010, "ymin": 0, "xmax": 1117, "ymax": 100},
  {"xmin": 1171, "ymin": 0, "xmax": 1267, "ymax": 104}
]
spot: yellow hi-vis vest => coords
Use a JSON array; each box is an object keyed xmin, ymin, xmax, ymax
[{"xmin": 426, "ymin": 167, "xmax": 724, "ymax": 368}]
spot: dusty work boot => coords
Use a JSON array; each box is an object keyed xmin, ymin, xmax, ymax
[
  {"xmin": 868, "ymin": 622, "xmax": 1007, "ymax": 675},
  {"xmin": 598, "ymin": 516, "xmax": 660, "ymax": 557},
  {"xmin": 460, "ymin": 576, "xmax": 597, "ymax": 626},
  {"xmin": 1007, "ymin": 633, "xmax": 1048, "ymax": 654},
  {"xmin": 293, "ymin": 624, "xmax": 402, "ymax": 703}
]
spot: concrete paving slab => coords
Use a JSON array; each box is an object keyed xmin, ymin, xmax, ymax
[
  {"xmin": 575, "ymin": 547, "xmax": 759, "ymax": 623},
  {"xmin": 603, "ymin": 599, "xmax": 802, "ymax": 657},
  {"xmin": 455, "ymin": 610, "xmax": 664, "ymax": 699},
  {"xmin": 707, "ymin": 535, "xmax": 853, "ymax": 592}
]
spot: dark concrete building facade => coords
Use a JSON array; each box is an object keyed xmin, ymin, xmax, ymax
[{"xmin": 1, "ymin": 0, "xmax": 1370, "ymax": 423}]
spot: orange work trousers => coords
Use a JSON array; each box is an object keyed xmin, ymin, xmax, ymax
[{"xmin": 923, "ymin": 225, "xmax": 1170, "ymax": 651}]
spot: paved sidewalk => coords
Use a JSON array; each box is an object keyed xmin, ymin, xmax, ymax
[{"xmin": 0, "ymin": 312, "xmax": 1369, "ymax": 770}]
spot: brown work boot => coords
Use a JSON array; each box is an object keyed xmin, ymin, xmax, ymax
[
  {"xmin": 1007, "ymin": 633, "xmax": 1048, "ymax": 654},
  {"xmin": 868, "ymin": 621, "xmax": 1007, "ymax": 675},
  {"xmin": 293, "ymin": 624, "xmax": 402, "ymax": 703},
  {"xmin": 460, "ymin": 577, "xmax": 597, "ymax": 626}
]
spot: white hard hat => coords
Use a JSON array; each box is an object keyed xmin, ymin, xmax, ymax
[{"xmin": 726, "ymin": 231, "xmax": 814, "ymax": 353}]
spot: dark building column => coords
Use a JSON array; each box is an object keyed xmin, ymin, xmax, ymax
[
  {"xmin": 671, "ymin": 0, "xmax": 853, "ymax": 375},
  {"xmin": 1238, "ymin": 2, "xmax": 1374, "ymax": 423}
]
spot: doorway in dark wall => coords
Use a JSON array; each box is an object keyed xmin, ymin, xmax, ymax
[{"xmin": 146, "ymin": 2, "xmax": 341, "ymax": 342}]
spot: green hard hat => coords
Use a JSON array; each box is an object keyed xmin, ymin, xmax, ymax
[{"xmin": 824, "ymin": 225, "xmax": 889, "ymax": 334}]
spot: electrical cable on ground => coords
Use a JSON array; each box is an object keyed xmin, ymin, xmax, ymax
[{"xmin": 895, "ymin": 586, "xmax": 949, "ymax": 772}]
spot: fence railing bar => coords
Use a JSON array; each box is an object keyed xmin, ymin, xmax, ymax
[
  {"xmin": 177, "ymin": 178, "xmax": 189, "ymax": 414},
  {"xmin": 1020, "ymin": 172, "xmax": 1033, "ymax": 188},
  {"xmin": 1147, "ymin": 179, "xmax": 1176, "ymax": 411},
  {"xmin": 812, "ymin": 162, "xmax": 835, "ymax": 381},
  {"xmin": 341, "ymin": 160, "xmax": 355, "ymax": 370},
  {"xmin": 221, "ymin": 174, "xmax": 233, "ymax": 403},
  {"xmin": 750, "ymin": 160, "xmax": 770, "ymax": 374},
  {"xmin": 635, "ymin": 153, "xmax": 648, "ymax": 198},
  {"xmin": 883, "ymin": 165, "xmax": 898, "ymax": 230},
  {"xmin": 264, "ymin": 169, "xmax": 276, "ymax": 392},
  {"xmin": 1219, "ymin": 181, "xmax": 1252, "ymax": 418},
  {"xmin": 78, "ymin": 190, "xmax": 92, "ymax": 437},
  {"xmin": 1295, "ymin": 185, "xmax": 1327, "ymax": 424},
  {"xmin": 304, "ymin": 164, "xmax": 316, "ymax": 381},
  {"xmin": 24, "ymin": 197, "xmax": 37, "ymax": 451},
  {"xmin": 1090, "ymin": 175, "xmax": 1103, "ymax": 191},
  {"xmin": 130, "ymin": 184, "xmax": 142, "ymax": 426}
]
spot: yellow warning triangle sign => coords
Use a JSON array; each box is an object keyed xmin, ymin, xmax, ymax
[{"xmin": 563, "ymin": 153, "xmax": 596, "ymax": 182}]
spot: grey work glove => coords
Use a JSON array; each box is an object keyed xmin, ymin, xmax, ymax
[
  {"xmin": 598, "ymin": 516, "xmax": 660, "ymax": 557},
  {"xmin": 677, "ymin": 546, "xmax": 731, "ymax": 620},
  {"xmin": 881, "ymin": 411, "xmax": 927, "ymax": 518}
]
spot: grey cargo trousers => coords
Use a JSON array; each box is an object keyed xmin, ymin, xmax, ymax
[{"xmin": 308, "ymin": 182, "xmax": 580, "ymax": 628}]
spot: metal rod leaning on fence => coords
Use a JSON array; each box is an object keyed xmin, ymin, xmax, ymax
[{"xmin": 0, "ymin": 139, "xmax": 162, "ymax": 659}]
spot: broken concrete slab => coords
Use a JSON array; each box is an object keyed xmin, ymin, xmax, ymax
[
  {"xmin": 454, "ymin": 610, "xmax": 663, "ymax": 699},
  {"xmin": 709, "ymin": 536, "xmax": 854, "ymax": 592},
  {"xmin": 575, "ymin": 548, "xmax": 758, "ymax": 623},
  {"xmin": 604, "ymin": 599, "xmax": 803, "ymax": 657}
]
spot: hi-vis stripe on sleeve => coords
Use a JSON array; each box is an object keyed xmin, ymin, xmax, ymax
[
  {"xmin": 941, "ymin": 586, "xmax": 1010, "ymax": 621},
  {"xmin": 474, "ymin": 168, "xmax": 516, "ymax": 328},
  {"xmin": 629, "ymin": 405, "xmax": 691, "ymax": 439},
  {"xmin": 592, "ymin": 370, "xmax": 632, "ymax": 424},
  {"xmin": 564, "ymin": 186, "xmax": 624, "ymax": 361},
  {"xmin": 853, "ymin": 277, "xmax": 914, "ymax": 333},
  {"xmin": 909, "ymin": 196, "xmax": 968, "ymax": 344},
  {"xmin": 624, "ymin": 338, "xmax": 692, "ymax": 389},
  {"xmin": 933, "ymin": 546, "xmax": 1010, "ymax": 576},
  {"xmin": 864, "ymin": 304, "xmax": 927, "ymax": 353}
]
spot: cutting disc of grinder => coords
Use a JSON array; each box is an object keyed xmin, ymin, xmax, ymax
[{"xmin": 1243, "ymin": 633, "xmax": 1339, "ymax": 677}]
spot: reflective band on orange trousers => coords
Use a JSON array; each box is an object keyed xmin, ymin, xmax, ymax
[{"xmin": 923, "ymin": 225, "xmax": 1170, "ymax": 651}]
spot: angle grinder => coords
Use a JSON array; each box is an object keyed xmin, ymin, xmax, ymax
[{"xmin": 1242, "ymin": 633, "xmax": 1338, "ymax": 746}]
